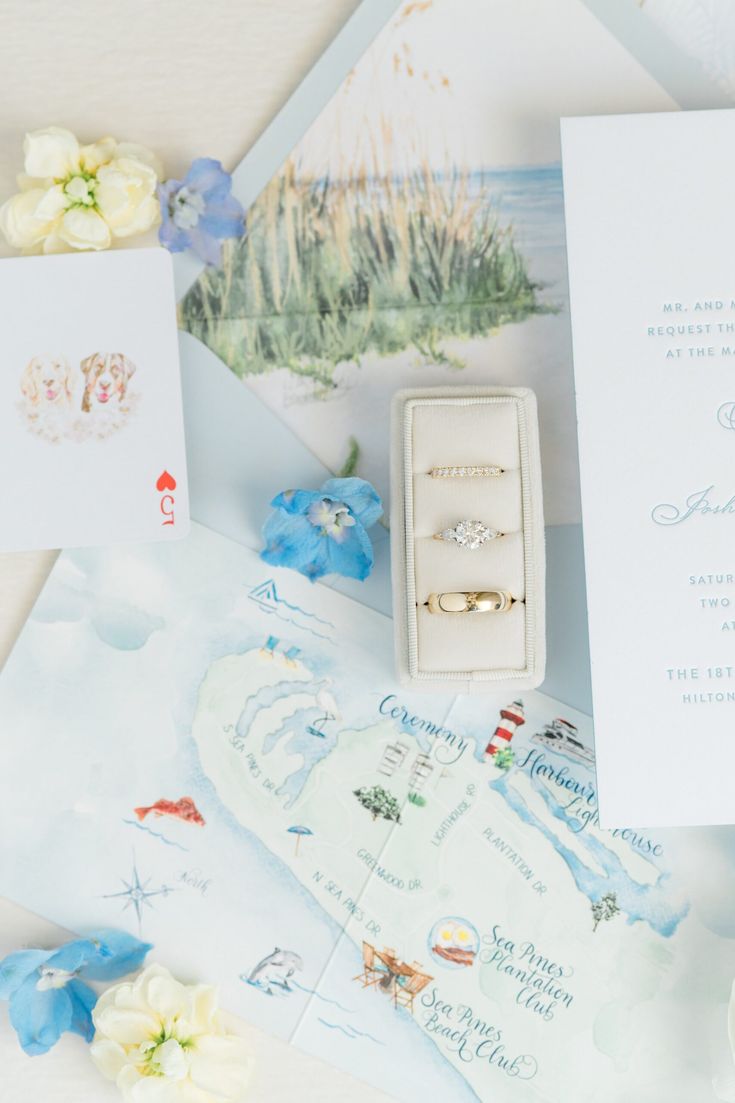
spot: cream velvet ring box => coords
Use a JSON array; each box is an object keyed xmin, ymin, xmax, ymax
[{"xmin": 391, "ymin": 386, "xmax": 545, "ymax": 693}]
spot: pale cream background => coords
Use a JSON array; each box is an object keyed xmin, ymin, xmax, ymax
[{"xmin": 0, "ymin": 2, "xmax": 394, "ymax": 1100}]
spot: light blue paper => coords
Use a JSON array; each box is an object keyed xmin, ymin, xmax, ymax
[{"xmin": 0, "ymin": 523, "xmax": 729, "ymax": 1102}]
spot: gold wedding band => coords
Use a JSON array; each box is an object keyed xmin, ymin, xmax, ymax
[{"xmin": 425, "ymin": 590, "xmax": 516, "ymax": 614}]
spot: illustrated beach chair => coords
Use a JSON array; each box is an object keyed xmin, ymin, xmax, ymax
[
  {"xmin": 393, "ymin": 969, "xmax": 433, "ymax": 1015},
  {"xmin": 352, "ymin": 941, "xmax": 382, "ymax": 989},
  {"xmin": 372, "ymin": 947, "xmax": 401, "ymax": 991},
  {"xmin": 260, "ymin": 635, "xmax": 279, "ymax": 658}
]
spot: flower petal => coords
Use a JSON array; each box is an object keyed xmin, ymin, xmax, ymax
[
  {"xmin": 188, "ymin": 1033, "xmax": 254, "ymax": 1101},
  {"xmin": 115, "ymin": 142, "xmax": 163, "ymax": 180},
  {"xmin": 0, "ymin": 950, "xmax": 53, "ymax": 999},
  {"xmin": 89, "ymin": 1036, "xmax": 128, "ymax": 1081},
  {"xmin": 66, "ymin": 978, "xmax": 97, "ymax": 1041},
  {"xmin": 182, "ymin": 157, "xmax": 231, "ymax": 198},
  {"xmin": 80, "ymin": 929, "xmax": 152, "ymax": 981},
  {"xmin": 0, "ymin": 188, "xmax": 60, "ymax": 248},
  {"xmin": 128, "ymin": 1067, "xmax": 198, "ymax": 1103},
  {"xmin": 149, "ymin": 1037, "xmax": 187, "ymax": 1080},
  {"xmin": 79, "ymin": 137, "xmax": 117, "ymax": 172},
  {"xmin": 42, "ymin": 231, "xmax": 71, "ymax": 254},
  {"xmin": 118, "ymin": 1064, "xmax": 182, "ymax": 1103},
  {"xmin": 145, "ymin": 972, "xmax": 189, "ymax": 1019},
  {"xmin": 59, "ymin": 206, "xmax": 111, "ymax": 250},
  {"xmin": 269, "ymin": 489, "xmax": 322, "ymax": 515},
  {"xmin": 198, "ymin": 192, "xmax": 244, "ymax": 240},
  {"xmin": 96, "ymin": 157, "xmax": 157, "ymax": 194},
  {"xmin": 320, "ymin": 477, "xmax": 383, "ymax": 528},
  {"xmin": 158, "ymin": 209, "xmax": 191, "ymax": 253},
  {"xmin": 16, "ymin": 172, "xmax": 51, "ymax": 192},
  {"xmin": 187, "ymin": 984, "xmax": 219, "ymax": 1034},
  {"xmin": 23, "ymin": 126, "xmax": 80, "ymax": 180},
  {"xmin": 9, "ymin": 974, "xmax": 72, "ymax": 1056},
  {"xmin": 186, "ymin": 226, "xmax": 223, "ymax": 267},
  {"xmin": 94, "ymin": 1005, "xmax": 160, "ymax": 1045},
  {"xmin": 35, "ymin": 184, "xmax": 69, "ymax": 220},
  {"xmin": 46, "ymin": 938, "xmax": 101, "ymax": 974},
  {"xmin": 95, "ymin": 157, "xmax": 160, "ymax": 238},
  {"xmin": 323, "ymin": 519, "xmax": 373, "ymax": 580},
  {"xmin": 94, "ymin": 171, "xmax": 130, "ymax": 221},
  {"xmin": 261, "ymin": 512, "xmax": 329, "ymax": 580},
  {"xmin": 112, "ymin": 195, "xmax": 161, "ymax": 238}
]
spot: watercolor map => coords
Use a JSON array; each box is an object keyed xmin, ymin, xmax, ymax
[{"xmin": 1, "ymin": 524, "xmax": 735, "ymax": 1101}]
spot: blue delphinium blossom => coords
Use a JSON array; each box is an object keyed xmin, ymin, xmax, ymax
[
  {"xmin": 261, "ymin": 477, "xmax": 383, "ymax": 582},
  {"xmin": 158, "ymin": 157, "xmax": 245, "ymax": 266},
  {"xmin": 0, "ymin": 929, "xmax": 151, "ymax": 1055}
]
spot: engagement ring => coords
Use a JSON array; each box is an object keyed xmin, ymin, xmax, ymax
[
  {"xmin": 433, "ymin": 520, "xmax": 501, "ymax": 549},
  {"xmin": 425, "ymin": 591, "xmax": 517, "ymax": 614}
]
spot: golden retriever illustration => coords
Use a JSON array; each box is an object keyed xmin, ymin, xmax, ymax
[
  {"xmin": 20, "ymin": 355, "xmax": 73, "ymax": 411},
  {"xmin": 18, "ymin": 355, "xmax": 75, "ymax": 442},
  {"xmin": 80, "ymin": 352, "xmax": 136, "ymax": 413}
]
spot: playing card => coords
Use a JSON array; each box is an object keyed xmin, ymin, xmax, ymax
[{"xmin": 0, "ymin": 248, "xmax": 189, "ymax": 551}]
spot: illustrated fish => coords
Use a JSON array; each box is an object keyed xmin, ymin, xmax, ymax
[{"xmin": 134, "ymin": 796, "xmax": 205, "ymax": 827}]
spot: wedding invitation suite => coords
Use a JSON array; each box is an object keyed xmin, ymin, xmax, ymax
[
  {"xmin": 562, "ymin": 109, "xmax": 735, "ymax": 828},
  {"xmin": 0, "ymin": 248, "xmax": 189, "ymax": 552}
]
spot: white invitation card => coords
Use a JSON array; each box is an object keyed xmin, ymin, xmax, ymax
[
  {"xmin": 562, "ymin": 108, "xmax": 735, "ymax": 828},
  {"xmin": 0, "ymin": 248, "xmax": 189, "ymax": 552}
]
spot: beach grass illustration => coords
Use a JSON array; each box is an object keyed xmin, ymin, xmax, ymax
[
  {"xmin": 175, "ymin": 1, "xmax": 581, "ymax": 522},
  {"xmin": 180, "ymin": 153, "xmax": 546, "ymax": 390}
]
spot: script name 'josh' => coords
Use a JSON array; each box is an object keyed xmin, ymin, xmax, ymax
[
  {"xmin": 652, "ymin": 486, "xmax": 735, "ymax": 526},
  {"xmin": 378, "ymin": 694, "xmax": 468, "ymax": 763}
]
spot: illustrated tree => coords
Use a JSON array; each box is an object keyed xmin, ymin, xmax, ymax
[
  {"xmin": 493, "ymin": 748, "xmax": 515, "ymax": 771},
  {"xmin": 353, "ymin": 785, "xmax": 402, "ymax": 823},
  {"xmin": 591, "ymin": 891, "xmax": 620, "ymax": 932}
]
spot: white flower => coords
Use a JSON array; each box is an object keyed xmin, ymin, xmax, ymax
[
  {"xmin": 0, "ymin": 126, "xmax": 162, "ymax": 254},
  {"xmin": 90, "ymin": 964, "xmax": 254, "ymax": 1103}
]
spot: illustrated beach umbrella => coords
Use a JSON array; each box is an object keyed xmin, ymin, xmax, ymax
[{"xmin": 288, "ymin": 825, "xmax": 313, "ymax": 856}]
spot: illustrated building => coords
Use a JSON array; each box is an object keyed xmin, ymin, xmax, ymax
[
  {"xmin": 485, "ymin": 700, "xmax": 525, "ymax": 757},
  {"xmin": 378, "ymin": 741, "xmax": 410, "ymax": 776},
  {"xmin": 409, "ymin": 752, "xmax": 434, "ymax": 791}
]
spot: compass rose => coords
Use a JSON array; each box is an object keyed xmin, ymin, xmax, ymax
[{"xmin": 103, "ymin": 859, "xmax": 174, "ymax": 930}]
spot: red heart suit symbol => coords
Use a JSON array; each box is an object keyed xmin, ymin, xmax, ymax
[{"xmin": 156, "ymin": 471, "xmax": 177, "ymax": 492}]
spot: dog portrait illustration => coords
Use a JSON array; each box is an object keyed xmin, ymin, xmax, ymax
[
  {"xmin": 78, "ymin": 351, "xmax": 139, "ymax": 439},
  {"xmin": 80, "ymin": 352, "xmax": 136, "ymax": 413},
  {"xmin": 18, "ymin": 355, "xmax": 75, "ymax": 442},
  {"xmin": 18, "ymin": 351, "xmax": 140, "ymax": 443}
]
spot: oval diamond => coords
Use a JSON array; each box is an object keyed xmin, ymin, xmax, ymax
[{"xmin": 445, "ymin": 520, "xmax": 499, "ymax": 549}]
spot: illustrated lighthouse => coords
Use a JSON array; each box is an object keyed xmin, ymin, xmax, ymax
[{"xmin": 485, "ymin": 700, "xmax": 525, "ymax": 757}]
